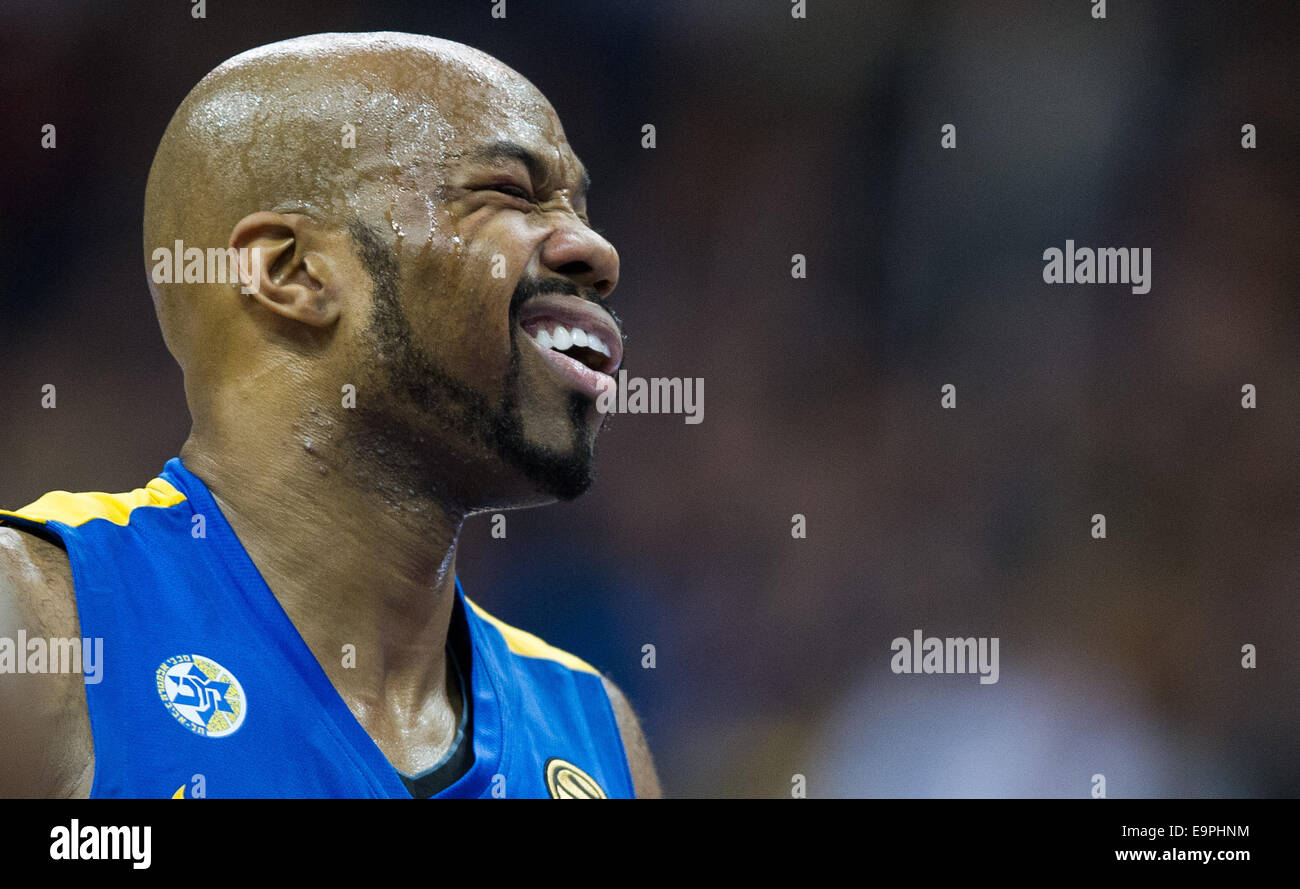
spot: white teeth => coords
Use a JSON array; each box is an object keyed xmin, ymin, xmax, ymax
[{"xmin": 531, "ymin": 322, "xmax": 611, "ymax": 360}]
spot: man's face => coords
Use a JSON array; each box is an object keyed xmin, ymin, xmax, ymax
[{"xmin": 350, "ymin": 70, "xmax": 622, "ymax": 510}]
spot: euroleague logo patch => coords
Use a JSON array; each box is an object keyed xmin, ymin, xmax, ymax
[
  {"xmin": 156, "ymin": 654, "xmax": 246, "ymax": 738},
  {"xmin": 544, "ymin": 758, "xmax": 608, "ymax": 799}
]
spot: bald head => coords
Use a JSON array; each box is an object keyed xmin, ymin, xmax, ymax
[{"xmin": 144, "ymin": 32, "xmax": 555, "ymax": 375}]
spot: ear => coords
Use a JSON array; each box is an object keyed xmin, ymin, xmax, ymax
[{"xmin": 229, "ymin": 212, "xmax": 341, "ymax": 328}]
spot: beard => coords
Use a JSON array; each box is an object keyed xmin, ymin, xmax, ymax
[{"xmin": 349, "ymin": 220, "xmax": 597, "ymax": 504}]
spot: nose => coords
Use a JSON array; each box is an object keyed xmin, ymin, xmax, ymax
[{"xmin": 539, "ymin": 218, "xmax": 619, "ymax": 299}]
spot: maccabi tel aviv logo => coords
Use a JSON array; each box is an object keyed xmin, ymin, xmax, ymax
[{"xmin": 156, "ymin": 654, "xmax": 247, "ymax": 738}]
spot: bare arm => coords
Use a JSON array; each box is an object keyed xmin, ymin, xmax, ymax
[
  {"xmin": 0, "ymin": 526, "xmax": 93, "ymax": 798},
  {"xmin": 601, "ymin": 674, "xmax": 662, "ymax": 799}
]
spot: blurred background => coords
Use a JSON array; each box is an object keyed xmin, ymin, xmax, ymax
[{"xmin": 1, "ymin": 0, "xmax": 1296, "ymax": 797}]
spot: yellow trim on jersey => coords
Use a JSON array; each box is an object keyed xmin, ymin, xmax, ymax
[
  {"xmin": 0, "ymin": 478, "xmax": 186, "ymax": 528},
  {"xmin": 464, "ymin": 596, "xmax": 601, "ymax": 676}
]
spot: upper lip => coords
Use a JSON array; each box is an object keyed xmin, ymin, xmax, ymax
[{"xmin": 516, "ymin": 293, "xmax": 623, "ymax": 374}]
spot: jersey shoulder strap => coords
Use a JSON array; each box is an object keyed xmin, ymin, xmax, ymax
[{"xmin": 457, "ymin": 588, "xmax": 637, "ymax": 798}]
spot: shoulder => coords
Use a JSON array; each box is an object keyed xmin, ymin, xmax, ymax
[
  {"xmin": 0, "ymin": 523, "xmax": 78, "ymax": 645},
  {"xmin": 462, "ymin": 595, "xmax": 662, "ymax": 798},
  {"xmin": 0, "ymin": 524, "xmax": 93, "ymax": 797},
  {"xmin": 600, "ymin": 675, "xmax": 662, "ymax": 799}
]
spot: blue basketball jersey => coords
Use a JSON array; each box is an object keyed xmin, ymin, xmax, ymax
[{"xmin": 0, "ymin": 457, "xmax": 634, "ymax": 799}]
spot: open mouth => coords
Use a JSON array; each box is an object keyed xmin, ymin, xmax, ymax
[{"xmin": 516, "ymin": 293, "xmax": 623, "ymax": 400}]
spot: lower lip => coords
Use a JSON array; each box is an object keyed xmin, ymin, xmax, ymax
[{"xmin": 525, "ymin": 333, "xmax": 616, "ymax": 401}]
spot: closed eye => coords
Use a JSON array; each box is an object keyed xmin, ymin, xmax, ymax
[{"xmin": 486, "ymin": 183, "xmax": 533, "ymax": 201}]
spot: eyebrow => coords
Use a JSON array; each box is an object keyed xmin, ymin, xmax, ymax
[{"xmin": 464, "ymin": 139, "xmax": 591, "ymax": 201}]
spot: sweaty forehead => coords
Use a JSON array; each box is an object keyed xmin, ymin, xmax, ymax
[
  {"xmin": 414, "ymin": 59, "xmax": 578, "ymax": 182},
  {"xmin": 364, "ymin": 42, "xmax": 580, "ymax": 189}
]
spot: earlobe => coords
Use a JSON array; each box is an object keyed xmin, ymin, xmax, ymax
[{"xmin": 229, "ymin": 211, "xmax": 341, "ymax": 329}]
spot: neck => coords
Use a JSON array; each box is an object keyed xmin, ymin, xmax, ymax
[{"xmin": 178, "ymin": 408, "xmax": 467, "ymax": 736}]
